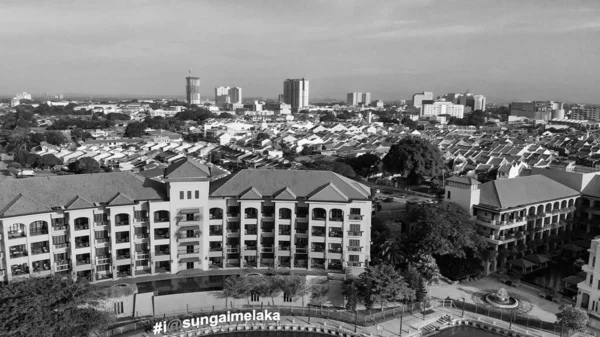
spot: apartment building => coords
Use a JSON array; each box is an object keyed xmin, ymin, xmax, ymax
[
  {"xmin": 445, "ymin": 175, "xmax": 580, "ymax": 273},
  {"xmin": 421, "ymin": 101, "xmax": 465, "ymax": 119},
  {"xmin": 0, "ymin": 159, "xmax": 372, "ymax": 283}
]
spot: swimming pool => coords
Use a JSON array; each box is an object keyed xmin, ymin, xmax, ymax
[
  {"xmin": 433, "ymin": 326, "xmax": 501, "ymax": 336},
  {"xmin": 137, "ymin": 275, "xmax": 228, "ymax": 295}
]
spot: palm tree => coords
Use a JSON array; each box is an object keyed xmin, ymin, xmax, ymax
[{"xmin": 377, "ymin": 239, "xmax": 408, "ymax": 267}]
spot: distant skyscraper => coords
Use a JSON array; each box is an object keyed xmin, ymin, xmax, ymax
[
  {"xmin": 283, "ymin": 78, "xmax": 309, "ymax": 112},
  {"xmin": 347, "ymin": 92, "xmax": 371, "ymax": 106},
  {"xmin": 473, "ymin": 95, "xmax": 487, "ymax": 111},
  {"xmin": 14, "ymin": 92, "xmax": 32, "ymax": 100},
  {"xmin": 186, "ymin": 77, "xmax": 201, "ymax": 105},
  {"xmin": 230, "ymin": 87, "xmax": 242, "ymax": 104},
  {"xmin": 412, "ymin": 92, "xmax": 433, "ymax": 108},
  {"xmin": 215, "ymin": 86, "xmax": 231, "ymax": 106}
]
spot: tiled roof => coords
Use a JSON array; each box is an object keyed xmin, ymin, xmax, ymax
[
  {"xmin": 164, "ymin": 158, "xmax": 211, "ymax": 179},
  {"xmin": 0, "ymin": 172, "xmax": 165, "ymax": 217},
  {"xmin": 210, "ymin": 169, "xmax": 370, "ymax": 201},
  {"xmin": 478, "ymin": 175, "xmax": 579, "ymax": 209}
]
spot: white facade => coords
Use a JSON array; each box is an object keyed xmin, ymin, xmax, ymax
[
  {"xmin": 14, "ymin": 92, "xmax": 32, "ymax": 100},
  {"xmin": 412, "ymin": 91, "xmax": 433, "ymax": 108},
  {"xmin": 474, "ymin": 94, "xmax": 487, "ymax": 111},
  {"xmin": 186, "ymin": 77, "xmax": 201, "ymax": 105},
  {"xmin": 421, "ymin": 101, "xmax": 465, "ymax": 119},
  {"xmin": 347, "ymin": 92, "xmax": 372, "ymax": 106}
]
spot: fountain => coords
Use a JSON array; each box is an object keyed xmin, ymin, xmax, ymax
[{"xmin": 484, "ymin": 288, "xmax": 519, "ymax": 309}]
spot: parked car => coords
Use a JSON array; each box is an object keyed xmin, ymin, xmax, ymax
[{"xmin": 382, "ymin": 190, "xmax": 394, "ymax": 195}]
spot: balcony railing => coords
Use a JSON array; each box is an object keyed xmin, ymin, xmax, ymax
[
  {"xmin": 53, "ymin": 225, "xmax": 68, "ymax": 231},
  {"xmin": 134, "ymin": 218, "xmax": 149, "ymax": 223},
  {"xmin": 10, "ymin": 250, "xmax": 28, "ymax": 258},
  {"xmin": 209, "ymin": 214, "xmax": 224, "ymax": 220},
  {"xmin": 261, "ymin": 246, "xmax": 274, "ymax": 253},
  {"xmin": 347, "ymin": 261, "xmax": 362, "ymax": 267},
  {"xmin": 209, "ymin": 246, "xmax": 223, "ymax": 252},
  {"xmin": 226, "ymin": 247, "xmax": 239, "ymax": 253},
  {"xmin": 227, "ymin": 229, "xmax": 240, "ymax": 234},
  {"xmin": 279, "ymin": 230, "xmax": 291, "ymax": 235},
  {"xmin": 244, "ymin": 214, "xmax": 258, "ymax": 219},
  {"xmin": 262, "ymin": 228, "xmax": 274, "ymax": 233},
  {"xmin": 135, "ymin": 252, "xmax": 149, "ymax": 260},
  {"xmin": 155, "ymin": 250, "xmax": 170, "ymax": 256},
  {"xmin": 278, "ymin": 246, "xmax": 291, "ymax": 251},
  {"xmin": 328, "ymin": 248, "xmax": 342, "ymax": 254},
  {"xmin": 210, "ymin": 230, "xmax": 223, "ymax": 236},
  {"xmin": 115, "ymin": 221, "xmax": 130, "ymax": 227},
  {"xmin": 178, "ymin": 249, "xmax": 200, "ymax": 257},
  {"xmin": 154, "ymin": 234, "xmax": 170, "ymax": 240},
  {"xmin": 116, "ymin": 254, "xmax": 131, "ymax": 260},
  {"xmin": 76, "ymin": 259, "xmax": 91, "ymax": 266},
  {"xmin": 115, "ymin": 237, "xmax": 130, "ymax": 244},
  {"xmin": 154, "ymin": 218, "xmax": 169, "ymax": 223},
  {"xmin": 244, "ymin": 246, "xmax": 257, "ymax": 251},
  {"xmin": 226, "ymin": 213, "xmax": 240, "ymax": 218},
  {"xmin": 347, "ymin": 231, "xmax": 363, "ymax": 237},
  {"xmin": 348, "ymin": 214, "xmax": 364, "ymax": 220},
  {"xmin": 74, "ymin": 242, "xmax": 90, "ymax": 249},
  {"xmin": 311, "ymin": 247, "xmax": 325, "ymax": 253},
  {"xmin": 329, "ymin": 217, "xmax": 343, "ymax": 222},
  {"xmin": 74, "ymin": 225, "xmax": 89, "ymax": 231},
  {"xmin": 30, "ymin": 230, "xmax": 49, "ymax": 236},
  {"xmin": 295, "ymin": 247, "xmax": 307, "ymax": 254},
  {"xmin": 245, "ymin": 229, "xmax": 257, "ymax": 235},
  {"xmin": 8, "ymin": 232, "xmax": 26, "ymax": 240},
  {"xmin": 54, "ymin": 242, "xmax": 69, "ymax": 249},
  {"xmin": 135, "ymin": 234, "xmax": 149, "ymax": 240},
  {"xmin": 96, "ymin": 256, "xmax": 111, "ymax": 264},
  {"xmin": 296, "ymin": 229, "xmax": 308, "ymax": 234},
  {"xmin": 94, "ymin": 221, "xmax": 110, "ymax": 227},
  {"xmin": 311, "ymin": 230, "xmax": 325, "ymax": 237},
  {"xmin": 347, "ymin": 246, "xmax": 363, "ymax": 252},
  {"xmin": 312, "ymin": 216, "xmax": 326, "ymax": 221}
]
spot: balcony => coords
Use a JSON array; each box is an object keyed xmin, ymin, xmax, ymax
[
  {"xmin": 53, "ymin": 225, "xmax": 68, "ymax": 231},
  {"xmin": 296, "ymin": 229, "xmax": 308, "ymax": 234},
  {"xmin": 226, "ymin": 246, "xmax": 239, "ymax": 253},
  {"xmin": 295, "ymin": 247, "xmax": 308, "ymax": 254},
  {"xmin": 154, "ymin": 217, "xmax": 169, "ymax": 223},
  {"xmin": 262, "ymin": 228, "xmax": 274, "ymax": 233},
  {"xmin": 210, "ymin": 230, "xmax": 223, "ymax": 236},
  {"xmin": 54, "ymin": 261, "xmax": 70, "ymax": 272},
  {"xmin": 76, "ymin": 259, "xmax": 91, "ymax": 266},
  {"xmin": 244, "ymin": 246, "xmax": 257, "ymax": 251},
  {"xmin": 10, "ymin": 250, "xmax": 28, "ymax": 258},
  {"xmin": 8, "ymin": 232, "xmax": 26, "ymax": 240},
  {"xmin": 135, "ymin": 251, "xmax": 149, "ymax": 260},
  {"xmin": 226, "ymin": 213, "xmax": 240, "ymax": 218},
  {"xmin": 348, "ymin": 214, "xmax": 364, "ymax": 221},
  {"xmin": 209, "ymin": 246, "xmax": 223, "ymax": 252},
  {"xmin": 154, "ymin": 249, "xmax": 170, "ymax": 256},
  {"xmin": 311, "ymin": 247, "xmax": 325, "ymax": 253},
  {"xmin": 245, "ymin": 229, "xmax": 258, "ymax": 235},
  {"xmin": 154, "ymin": 233, "xmax": 170, "ymax": 240},
  {"xmin": 278, "ymin": 230, "xmax": 291, "ymax": 235},
  {"xmin": 244, "ymin": 213, "xmax": 258, "ymax": 220},
  {"xmin": 30, "ymin": 229, "xmax": 49, "ymax": 236},
  {"xmin": 74, "ymin": 225, "xmax": 90, "ymax": 231},
  {"xmin": 94, "ymin": 221, "xmax": 110, "ymax": 227},
  {"xmin": 227, "ymin": 229, "xmax": 240, "ymax": 235},
  {"xmin": 135, "ymin": 233, "xmax": 149, "ymax": 240},
  {"xmin": 347, "ymin": 231, "xmax": 363, "ymax": 237},
  {"xmin": 31, "ymin": 246, "xmax": 50, "ymax": 255},
  {"xmin": 178, "ymin": 249, "xmax": 200, "ymax": 257},
  {"xmin": 347, "ymin": 246, "xmax": 363, "ymax": 252},
  {"xmin": 115, "ymin": 221, "xmax": 130, "ymax": 227},
  {"xmin": 133, "ymin": 218, "xmax": 149, "ymax": 224},
  {"xmin": 74, "ymin": 242, "xmax": 90, "ymax": 249},
  {"xmin": 329, "ymin": 231, "xmax": 343, "ymax": 238},
  {"xmin": 116, "ymin": 253, "xmax": 131, "ymax": 260},
  {"xmin": 278, "ymin": 245, "xmax": 291, "ymax": 251},
  {"xmin": 261, "ymin": 246, "xmax": 274, "ymax": 253},
  {"xmin": 347, "ymin": 261, "xmax": 362, "ymax": 267},
  {"xmin": 96, "ymin": 256, "xmax": 111, "ymax": 265},
  {"xmin": 178, "ymin": 215, "xmax": 202, "ymax": 224},
  {"xmin": 311, "ymin": 230, "xmax": 325, "ymax": 237},
  {"xmin": 54, "ymin": 242, "xmax": 70, "ymax": 249}
]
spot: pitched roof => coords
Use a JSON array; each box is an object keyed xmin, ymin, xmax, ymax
[
  {"xmin": 308, "ymin": 183, "xmax": 349, "ymax": 202},
  {"xmin": 164, "ymin": 158, "xmax": 211, "ymax": 179},
  {"xmin": 273, "ymin": 187, "xmax": 297, "ymax": 200},
  {"xmin": 478, "ymin": 175, "xmax": 579, "ymax": 209},
  {"xmin": 210, "ymin": 169, "xmax": 370, "ymax": 201},
  {"xmin": 582, "ymin": 175, "xmax": 600, "ymax": 198},
  {"xmin": 0, "ymin": 172, "xmax": 165, "ymax": 217},
  {"xmin": 107, "ymin": 193, "xmax": 135, "ymax": 206},
  {"xmin": 447, "ymin": 176, "xmax": 481, "ymax": 185},
  {"xmin": 0, "ymin": 194, "xmax": 53, "ymax": 217},
  {"xmin": 239, "ymin": 187, "xmax": 263, "ymax": 200},
  {"xmin": 65, "ymin": 195, "xmax": 95, "ymax": 210}
]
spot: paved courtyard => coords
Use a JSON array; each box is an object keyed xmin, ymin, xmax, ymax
[{"xmin": 430, "ymin": 276, "xmax": 561, "ymax": 322}]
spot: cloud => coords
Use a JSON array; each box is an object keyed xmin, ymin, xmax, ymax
[{"xmin": 555, "ymin": 21, "xmax": 600, "ymax": 32}]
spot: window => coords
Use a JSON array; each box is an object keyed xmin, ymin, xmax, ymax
[
  {"xmin": 134, "ymin": 210, "xmax": 148, "ymax": 220},
  {"xmin": 262, "ymin": 206, "xmax": 275, "ymax": 215},
  {"xmin": 283, "ymin": 293, "xmax": 293, "ymax": 303},
  {"xmin": 349, "ymin": 255, "xmax": 359, "ymax": 262},
  {"xmin": 195, "ymin": 191, "xmax": 199, "ymax": 199},
  {"xmin": 350, "ymin": 208, "xmax": 361, "ymax": 215},
  {"xmin": 97, "ymin": 265, "xmax": 110, "ymax": 272},
  {"xmin": 350, "ymin": 224, "xmax": 361, "ymax": 232},
  {"xmin": 53, "ymin": 235, "xmax": 67, "ymax": 245},
  {"xmin": 136, "ymin": 260, "xmax": 148, "ymax": 267},
  {"xmin": 251, "ymin": 293, "xmax": 260, "ymax": 302},
  {"xmin": 187, "ymin": 191, "xmax": 192, "ymax": 199},
  {"xmin": 114, "ymin": 302, "xmax": 124, "ymax": 314},
  {"xmin": 349, "ymin": 239, "xmax": 360, "ymax": 247},
  {"xmin": 447, "ymin": 191, "xmax": 451, "ymax": 199},
  {"xmin": 591, "ymin": 275, "xmax": 595, "ymax": 286},
  {"xmin": 180, "ymin": 191, "xmax": 184, "ymax": 200}
]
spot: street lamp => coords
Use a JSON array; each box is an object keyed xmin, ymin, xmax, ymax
[
  {"xmin": 509, "ymin": 309, "xmax": 513, "ymax": 330},
  {"xmin": 399, "ymin": 313, "xmax": 404, "ymax": 337},
  {"xmin": 461, "ymin": 297, "xmax": 465, "ymax": 318},
  {"xmin": 354, "ymin": 310, "xmax": 357, "ymax": 333}
]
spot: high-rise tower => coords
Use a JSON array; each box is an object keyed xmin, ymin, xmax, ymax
[
  {"xmin": 186, "ymin": 73, "xmax": 201, "ymax": 105},
  {"xmin": 283, "ymin": 78, "xmax": 309, "ymax": 112}
]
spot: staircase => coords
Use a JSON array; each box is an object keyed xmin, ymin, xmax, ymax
[{"xmin": 420, "ymin": 315, "xmax": 453, "ymax": 333}]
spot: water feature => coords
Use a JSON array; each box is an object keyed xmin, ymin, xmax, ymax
[
  {"xmin": 137, "ymin": 275, "xmax": 229, "ymax": 295},
  {"xmin": 484, "ymin": 288, "xmax": 519, "ymax": 309}
]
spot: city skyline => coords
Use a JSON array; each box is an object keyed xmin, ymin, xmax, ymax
[{"xmin": 2, "ymin": 0, "xmax": 600, "ymax": 103}]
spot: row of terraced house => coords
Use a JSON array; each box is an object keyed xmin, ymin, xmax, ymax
[{"xmin": 0, "ymin": 158, "xmax": 372, "ymax": 283}]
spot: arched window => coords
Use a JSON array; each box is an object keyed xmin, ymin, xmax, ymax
[
  {"xmin": 312, "ymin": 208, "xmax": 326, "ymax": 220},
  {"xmin": 528, "ymin": 207, "xmax": 536, "ymax": 215},
  {"xmin": 29, "ymin": 221, "xmax": 48, "ymax": 236},
  {"xmin": 329, "ymin": 209, "xmax": 343, "ymax": 221},
  {"xmin": 154, "ymin": 210, "xmax": 170, "ymax": 222},
  {"xmin": 245, "ymin": 208, "xmax": 258, "ymax": 219},
  {"xmin": 115, "ymin": 214, "xmax": 129, "ymax": 226},
  {"xmin": 209, "ymin": 208, "xmax": 223, "ymax": 220},
  {"xmin": 74, "ymin": 218, "xmax": 89, "ymax": 230},
  {"xmin": 279, "ymin": 208, "xmax": 292, "ymax": 220}
]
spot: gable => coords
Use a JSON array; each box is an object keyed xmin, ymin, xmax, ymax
[
  {"xmin": 308, "ymin": 183, "xmax": 349, "ymax": 202},
  {"xmin": 66, "ymin": 195, "xmax": 95, "ymax": 210},
  {"xmin": 273, "ymin": 187, "xmax": 297, "ymax": 200},
  {"xmin": 239, "ymin": 187, "xmax": 263, "ymax": 200},
  {"xmin": 0, "ymin": 194, "xmax": 53, "ymax": 217},
  {"xmin": 107, "ymin": 193, "xmax": 135, "ymax": 206}
]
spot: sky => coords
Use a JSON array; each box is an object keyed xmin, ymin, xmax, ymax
[{"xmin": 2, "ymin": 0, "xmax": 600, "ymax": 103}]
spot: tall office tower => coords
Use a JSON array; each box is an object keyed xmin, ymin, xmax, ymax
[
  {"xmin": 186, "ymin": 77, "xmax": 201, "ymax": 105},
  {"xmin": 412, "ymin": 92, "xmax": 433, "ymax": 108},
  {"xmin": 215, "ymin": 86, "xmax": 231, "ymax": 106},
  {"xmin": 283, "ymin": 78, "xmax": 309, "ymax": 112},
  {"xmin": 473, "ymin": 95, "xmax": 487, "ymax": 111},
  {"xmin": 347, "ymin": 92, "xmax": 372, "ymax": 106},
  {"xmin": 230, "ymin": 87, "xmax": 242, "ymax": 104}
]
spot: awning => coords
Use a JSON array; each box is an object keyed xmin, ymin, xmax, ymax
[
  {"xmin": 562, "ymin": 243, "xmax": 584, "ymax": 252},
  {"xmin": 508, "ymin": 258, "xmax": 538, "ymax": 269},
  {"xmin": 179, "ymin": 241, "xmax": 199, "ymax": 246},
  {"xmin": 562, "ymin": 275, "xmax": 585, "ymax": 285},
  {"xmin": 179, "ymin": 209, "xmax": 200, "ymax": 214},
  {"xmin": 178, "ymin": 225, "xmax": 200, "ymax": 231},
  {"xmin": 179, "ymin": 257, "xmax": 200, "ymax": 263},
  {"xmin": 524, "ymin": 254, "xmax": 550, "ymax": 264}
]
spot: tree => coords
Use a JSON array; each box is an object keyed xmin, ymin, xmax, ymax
[
  {"xmin": 256, "ymin": 132, "xmax": 270, "ymax": 141},
  {"xmin": 359, "ymin": 264, "xmax": 415, "ymax": 311},
  {"xmin": 415, "ymin": 278, "xmax": 428, "ymax": 303},
  {"xmin": 105, "ymin": 113, "xmax": 130, "ymax": 121},
  {"xmin": 400, "ymin": 117, "xmax": 417, "ymax": 129},
  {"xmin": 222, "ymin": 275, "xmax": 249, "ymax": 307},
  {"xmin": 409, "ymin": 201, "xmax": 487, "ymax": 259},
  {"xmin": 0, "ymin": 275, "xmax": 113, "ymax": 336},
  {"xmin": 376, "ymin": 239, "xmax": 409, "ymax": 267},
  {"xmin": 71, "ymin": 128, "xmax": 92, "ymax": 141},
  {"xmin": 275, "ymin": 275, "xmax": 307, "ymax": 305},
  {"xmin": 68, "ymin": 157, "xmax": 101, "ymax": 174},
  {"xmin": 35, "ymin": 154, "xmax": 63, "ymax": 169},
  {"xmin": 320, "ymin": 112, "xmax": 336, "ymax": 122},
  {"xmin": 123, "ymin": 122, "xmax": 146, "ymax": 137},
  {"xmin": 556, "ymin": 305, "xmax": 588, "ymax": 333},
  {"xmin": 44, "ymin": 131, "xmax": 68, "ymax": 146},
  {"xmin": 249, "ymin": 276, "xmax": 282, "ymax": 305},
  {"xmin": 411, "ymin": 254, "xmax": 441, "ymax": 285},
  {"xmin": 309, "ymin": 278, "xmax": 329, "ymax": 309},
  {"xmin": 382, "ymin": 137, "xmax": 444, "ymax": 184},
  {"xmin": 347, "ymin": 153, "xmax": 381, "ymax": 177},
  {"xmin": 13, "ymin": 149, "xmax": 40, "ymax": 168},
  {"xmin": 342, "ymin": 279, "xmax": 359, "ymax": 311}
]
